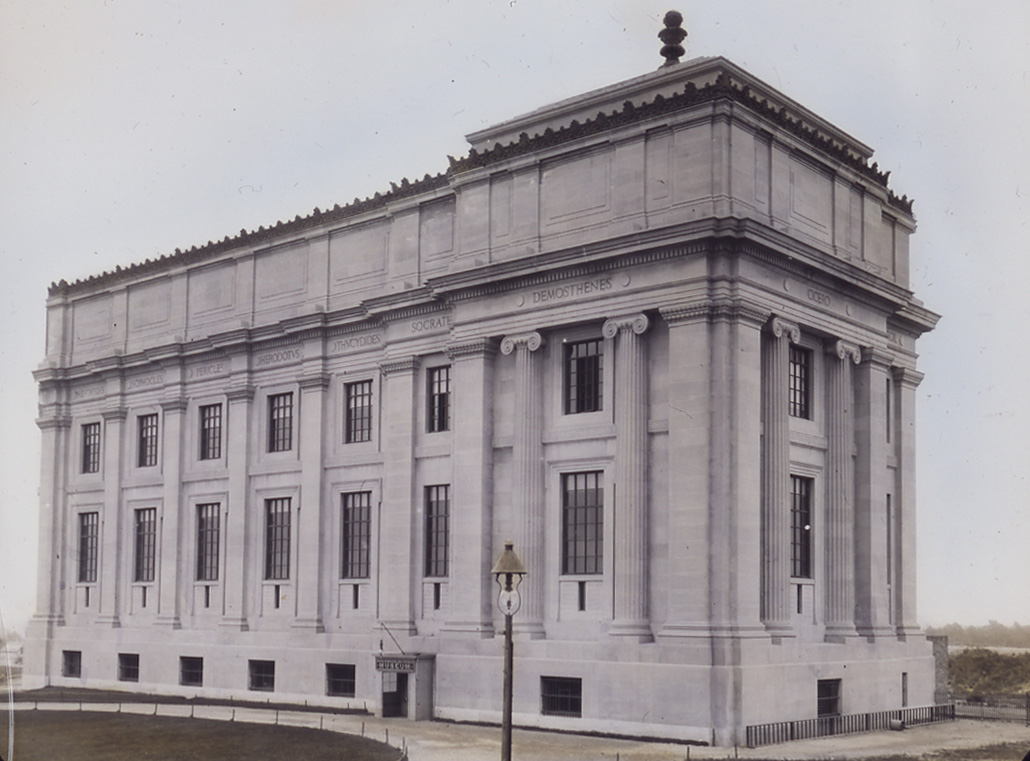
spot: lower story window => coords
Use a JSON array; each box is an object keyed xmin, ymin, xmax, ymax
[
  {"xmin": 541, "ymin": 676, "xmax": 582, "ymax": 717},
  {"xmin": 326, "ymin": 663, "xmax": 356, "ymax": 697},
  {"xmin": 180, "ymin": 656, "xmax": 203, "ymax": 687},
  {"xmin": 817, "ymin": 678, "xmax": 842, "ymax": 717},
  {"xmin": 249, "ymin": 659, "xmax": 275, "ymax": 692},
  {"xmin": 62, "ymin": 650, "xmax": 82, "ymax": 678},
  {"xmin": 118, "ymin": 653, "xmax": 139, "ymax": 682}
]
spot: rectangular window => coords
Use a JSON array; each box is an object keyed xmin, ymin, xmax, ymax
[
  {"xmin": 344, "ymin": 380, "xmax": 373, "ymax": 443},
  {"xmin": 180, "ymin": 656, "xmax": 203, "ymax": 687},
  {"xmin": 267, "ymin": 392, "xmax": 293, "ymax": 452},
  {"xmin": 137, "ymin": 413, "xmax": 159, "ymax": 467},
  {"xmin": 118, "ymin": 653, "xmax": 140, "ymax": 682},
  {"xmin": 901, "ymin": 672, "xmax": 908, "ymax": 708},
  {"xmin": 326, "ymin": 663, "xmax": 356, "ymax": 697},
  {"xmin": 134, "ymin": 508, "xmax": 157, "ymax": 583},
  {"xmin": 248, "ymin": 659, "xmax": 275, "ymax": 692},
  {"xmin": 789, "ymin": 346, "xmax": 812, "ymax": 419},
  {"xmin": 78, "ymin": 512, "xmax": 99, "ymax": 583},
  {"xmin": 791, "ymin": 476, "xmax": 813, "ymax": 579},
  {"xmin": 196, "ymin": 503, "xmax": 220, "ymax": 582},
  {"xmin": 817, "ymin": 678, "xmax": 842, "ymax": 717},
  {"xmin": 541, "ymin": 676, "xmax": 582, "ymax": 717},
  {"xmin": 264, "ymin": 497, "xmax": 291, "ymax": 580},
  {"xmin": 82, "ymin": 422, "xmax": 101, "ymax": 473},
  {"xmin": 424, "ymin": 485, "xmax": 450, "ymax": 577},
  {"xmin": 199, "ymin": 403, "xmax": 222, "ymax": 460},
  {"xmin": 427, "ymin": 366, "xmax": 451, "ymax": 433},
  {"xmin": 341, "ymin": 492, "xmax": 371, "ymax": 579},
  {"xmin": 564, "ymin": 339, "xmax": 603, "ymax": 414},
  {"xmin": 62, "ymin": 650, "xmax": 82, "ymax": 678},
  {"xmin": 562, "ymin": 471, "xmax": 603, "ymax": 575}
]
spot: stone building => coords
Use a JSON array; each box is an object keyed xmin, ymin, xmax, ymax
[{"xmin": 25, "ymin": 30, "xmax": 939, "ymax": 745}]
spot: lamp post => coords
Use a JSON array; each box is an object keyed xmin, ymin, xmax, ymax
[{"xmin": 491, "ymin": 541, "xmax": 526, "ymax": 761}]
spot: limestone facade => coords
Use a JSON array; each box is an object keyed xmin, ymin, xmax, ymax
[{"xmin": 25, "ymin": 55, "xmax": 939, "ymax": 745}]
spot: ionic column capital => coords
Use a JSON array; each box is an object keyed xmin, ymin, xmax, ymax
[
  {"xmin": 500, "ymin": 331, "xmax": 544, "ymax": 355},
  {"xmin": 602, "ymin": 313, "xmax": 650, "ymax": 338},
  {"xmin": 829, "ymin": 340, "xmax": 861, "ymax": 365},
  {"xmin": 767, "ymin": 316, "xmax": 800, "ymax": 343}
]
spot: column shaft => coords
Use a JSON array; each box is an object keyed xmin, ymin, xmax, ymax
[
  {"xmin": 221, "ymin": 383, "xmax": 253, "ymax": 630},
  {"xmin": 156, "ymin": 397, "xmax": 186, "ymax": 628},
  {"xmin": 97, "ymin": 407, "xmax": 125, "ymax": 626},
  {"xmin": 894, "ymin": 368, "xmax": 924, "ymax": 636},
  {"xmin": 294, "ymin": 372, "xmax": 329, "ymax": 630}
]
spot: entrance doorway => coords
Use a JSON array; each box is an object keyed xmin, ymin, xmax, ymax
[{"xmin": 382, "ymin": 671, "xmax": 408, "ymax": 718}]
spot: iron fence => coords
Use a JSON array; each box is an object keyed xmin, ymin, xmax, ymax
[
  {"xmin": 746, "ymin": 703, "xmax": 955, "ymax": 748},
  {"xmin": 954, "ymin": 694, "xmax": 1030, "ymax": 724}
]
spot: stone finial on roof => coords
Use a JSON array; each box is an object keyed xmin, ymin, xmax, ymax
[{"xmin": 658, "ymin": 10, "xmax": 687, "ymax": 66}]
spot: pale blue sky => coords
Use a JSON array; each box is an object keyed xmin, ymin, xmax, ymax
[{"xmin": 1, "ymin": 0, "xmax": 1027, "ymax": 633}]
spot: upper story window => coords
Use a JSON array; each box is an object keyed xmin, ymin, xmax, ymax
[
  {"xmin": 196, "ymin": 503, "xmax": 220, "ymax": 582},
  {"xmin": 791, "ymin": 475, "xmax": 813, "ymax": 579},
  {"xmin": 81, "ymin": 422, "xmax": 101, "ymax": 473},
  {"xmin": 134, "ymin": 507, "xmax": 157, "ymax": 583},
  {"xmin": 264, "ymin": 497, "xmax": 291, "ymax": 580},
  {"xmin": 78, "ymin": 512, "xmax": 99, "ymax": 583},
  {"xmin": 564, "ymin": 339, "xmax": 603, "ymax": 414},
  {"xmin": 199, "ymin": 404, "xmax": 222, "ymax": 460},
  {"xmin": 561, "ymin": 471, "xmax": 603, "ymax": 575},
  {"xmin": 426, "ymin": 366, "xmax": 451, "ymax": 433},
  {"xmin": 788, "ymin": 346, "xmax": 812, "ymax": 419},
  {"xmin": 267, "ymin": 393, "xmax": 293, "ymax": 452},
  {"xmin": 424, "ymin": 485, "xmax": 450, "ymax": 578},
  {"xmin": 137, "ymin": 414, "xmax": 159, "ymax": 468},
  {"xmin": 341, "ymin": 491, "xmax": 371, "ymax": 579},
  {"xmin": 344, "ymin": 380, "xmax": 373, "ymax": 444}
]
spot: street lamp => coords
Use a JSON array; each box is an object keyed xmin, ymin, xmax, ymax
[{"xmin": 491, "ymin": 541, "xmax": 526, "ymax": 761}]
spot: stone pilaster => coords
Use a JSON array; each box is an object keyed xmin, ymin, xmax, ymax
[
  {"xmin": 443, "ymin": 338, "xmax": 498, "ymax": 636},
  {"xmin": 97, "ymin": 406, "xmax": 126, "ymax": 627},
  {"xmin": 603, "ymin": 313, "xmax": 652, "ymax": 641},
  {"xmin": 220, "ymin": 383, "xmax": 254, "ymax": 631},
  {"xmin": 894, "ymin": 366, "xmax": 924, "ymax": 637},
  {"xmin": 760, "ymin": 316, "xmax": 798, "ymax": 635},
  {"xmin": 378, "ymin": 356, "xmax": 420, "ymax": 636},
  {"xmin": 156, "ymin": 396, "xmax": 187, "ymax": 629},
  {"xmin": 823, "ymin": 340, "xmax": 861, "ymax": 641},
  {"xmin": 499, "ymin": 332, "xmax": 546, "ymax": 637},
  {"xmin": 293, "ymin": 371, "xmax": 330, "ymax": 631}
]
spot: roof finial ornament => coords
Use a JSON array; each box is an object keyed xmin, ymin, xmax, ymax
[{"xmin": 658, "ymin": 10, "xmax": 687, "ymax": 66}]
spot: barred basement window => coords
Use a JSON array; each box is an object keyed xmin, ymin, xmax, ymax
[
  {"xmin": 791, "ymin": 476, "xmax": 813, "ymax": 579},
  {"xmin": 180, "ymin": 656, "xmax": 203, "ymax": 687},
  {"xmin": 199, "ymin": 403, "xmax": 222, "ymax": 460},
  {"xmin": 137, "ymin": 413, "xmax": 158, "ymax": 467},
  {"xmin": 78, "ymin": 512, "xmax": 99, "ymax": 583},
  {"xmin": 341, "ymin": 492, "xmax": 371, "ymax": 579},
  {"xmin": 196, "ymin": 503, "xmax": 220, "ymax": 582},
  {"xmin": 118, "ymin": 653, "xmax": 139, "ymax": 682},
  {"xmin": 344, "ymin": 380, "xmax": 373, "ymax": 443},
  {"xmin": 249, "ymin": 659, "xmax": 275, "ymax": 691},
  {"xmin": 82, "ymin": 422, "xmax": 100, "ymax": 473},
  {"xmin": 62, "ymin": 650, "xmax": 82, "ymax": 678},
  {"xmin": 541, "ymin": 676, "xmax": 582, "ymax": 717},
  {"xmin": 267, "ymin": 392, "xmax": 293, "ymax": 452},
  {"xmin": 264, "ymin": 497, "xmax": 291, "ymax": 580},
  {"xmin": 427, "ymin": 365, "xmax": 451, "ymax": 433},
  {"xmin": 424, "ymin": 485, "xmax": 450, "ymax": 578},
  {"xmin": 564, "ymin": 339, "xmax": 603, "ymax": 414},
  {"xmin": 326, "ymin": 663, "xmax": 356, "ymax": 697},
  {"xmin": 817, "ymin": 678, "xmax": 842, "ymax": 717},
  {"xmin": 134, "ymin": 507, "xmax": 157, "ymax": 583},
  {"xmin": 788, "ymin": 346, "xmax": 812, "ymax": 419},
  {"xmin": 562, "ymin": 471, "xmax": 603, "ymax": 575}
]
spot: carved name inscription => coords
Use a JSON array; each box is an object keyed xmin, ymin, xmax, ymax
[
  {"xmin": 532, "ymin": 276, "xmax": 613, "ymax": 304},
  {"xmin": 410, "ymin": 316, "xmax": 449, "ymax": 334},
  {"xmin": 255, "ymin": 348, "xmax": 302, "ymax": 367},
  {"xmin": 127, "ymin": 373, "xmax": 165, "ymax": 390},
  {"xmin": 187, "ymin": 361, "xmax": 229, "ymax": 380},
  {"xmin": 807, "ymin": 288, "xmax": 831, "ymax": 307},
  {"xmin": 330, "ymin": 333, "xmax": 382, "ymax": 354},
  {"xmin": 72, "ymin": 384, "xmax": 106, "ymax": 400}
]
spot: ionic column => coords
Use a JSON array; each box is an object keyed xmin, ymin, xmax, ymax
[
  {"xmin": 220, "ymin": 383, "xmax": 254, "ymax": 631},
  {"xmin": 823, "ymin": 340, "xmax": 860, "ymax": 640},
  {"xmin": 894, "ymin": 367, "xmax": 924, "ymax": 637},
  {"xmin": 499, "ymin": 332, "xmax": 546, "ymax": 637},
  {"xmin": 293, "ymin": 372, "xmax": 330, "ymax": 631},
  {"xmin": 156, "ymin": 396, "xmax": 187, "ymax": 628},
  {"xmin": 97, "ymin": 406, "xmax": 126, "ymax": 627},
  {"xmin": 760, "ymin": 316, "xmax": 798, "ymax": 635},
  {"xmin": 604, "ymin": 313, "xmax": 653, "ymax": 641}
]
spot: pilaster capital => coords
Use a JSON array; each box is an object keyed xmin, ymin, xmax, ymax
[
  {"xmin": 860, "ymin": 346, "xmax": 895, "ymax": 370},
  {"xmin": 768, "ymin": 316, "xmax": 800, "ymax": 344},
  {"xmin": 298, "ymin": 373, "xmax": 332, "ymax": 391},
  {"xmin": 499, "ymin": 331, "xmax": 544, "ymax": 356},
  {"xmin": 101, "ymin": 406, "xmax": 127, "ymax": 422},
  {"xmin": 379, "ymin": 356, "xmax": 421, "ymax": 376},
  {"xmin": 159, "ymin": 396, "xmax": 189, "ymax": 413},
  {"xmin": 828, "ymin": 340, "xmax": 861, "ymax": 365},
  {"xmin": 447, "ymin": 337, "xmax": 499, "ymax": 361},
  {"xmin": 602, "ymin": 313, "xmax": 650, "ymax": 339},
  {"xmin": 659, "ymin": 303, "xmax": 711, "ymax": 325},
  {"xmin": 226, "ymin": 385, "xmax": 256, "ymax": 403},
  {"xmin": 36, "ymin": 415, "xmax": 72, "ymax": 431},
  {"xmin": 893, "ymin": 366, "xmax": 925, "ymax": 389}
]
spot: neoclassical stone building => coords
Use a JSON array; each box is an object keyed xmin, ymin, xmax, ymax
[{"xmin": 25, "ymin": 40, "xmax": 938, "ymax": 745}]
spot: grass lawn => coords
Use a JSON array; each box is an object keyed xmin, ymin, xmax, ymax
[{"xmin": 5, "ymin": 710, "xmax": 399, "ymax": 761}]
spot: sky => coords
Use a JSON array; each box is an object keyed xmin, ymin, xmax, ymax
[{"xmin": 1, "ymin": 0, "xmax": 1027, "ymax": 635}]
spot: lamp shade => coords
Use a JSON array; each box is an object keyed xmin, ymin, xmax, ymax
[{"xmin": 491, "ymin": 541, "xmax": 527, "ymax": 579}]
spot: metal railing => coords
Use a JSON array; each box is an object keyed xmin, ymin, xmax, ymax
[
  {"xmin": 746, "ymin": 703, "xmax": 955, "ymax": 748},
  {"xmin": 954, "ymin": 694, "xmax": 1030, "ymax": 724}
]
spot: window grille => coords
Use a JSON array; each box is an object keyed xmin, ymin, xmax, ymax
[
  {"xmin": 118, "ymin": 653, "xmax": 139, "ymax": 682},
  {"xmin": 562, "ymin": 471, "xmax": 603, "ymax": 575},
  {"xmin": 541, "ymin": 676, "xmax": 582, "ymax": 717},
  {"xmin": 199, "ymin": 403, "xmax": 222, "ymax": 460},
  {"xmin": 180, "ymin": 657, "xmax": 203, "ymax": 687},
  {"xmin": 424, "ymin": 485, "xmax": 450, "ymax": 577},
  {"xmin": 78, "ymin": 512, "xmax": 99, "ymax": 583},
  {"xmin": 62, "ymin": 650, "xmax": 82, "ymax": 678},
  {"xmin": 248, "ymin": 659, "xmax": 275, "ymax": 691},
  {"xmin": 817, "ymin": 678, "xmax": 842, "ymax": 717},
  {"xmin": 196, "ymin": 503, "xmax": 220, "ymax": 582},
  {"xmin": 326, "ymin": 663, "xmax": 356, "ymax": 697},
  {"xmin": 82, "ymin": 422, "xmax": 101, "ymax": 473},
  {"xmin": 134, "ymin": 507, "xmax": 157, "ymax": 583},
  {"xmin": 267, "ymin": 393, "xmax": 293, "ymax": 452},
  {"xmin": 791, "ymin": 476, "xmax": 813, "ymax": 579},
  {"xmin": 264, "ymin": 498, "xmax": 291, "ymax": 580},
  {"xmin": 341, "ymin": 492, "xmax": 371, "ymax": 579},
  {"xmin": 344, "ymin": 380, "xmax": 373, "ymax": 443},
  {"xmin": 427, "ymin": 366, "xmax": 451, "ymax": 432},
  {"xmin": 564, "ymin": 339, "xmax": 603, "ymax": 414},
  {"xmin": 137, "ymin": 413, "xmax": 158, "ymax": 467},
  {"xmin": 789, "ymin": 346, "xmax": 811, "ymax": 418}
]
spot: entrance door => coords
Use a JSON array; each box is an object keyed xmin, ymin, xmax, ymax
[{"xmin": 382, "ymin": 671, "xmax": 408, "ymax": 718}]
